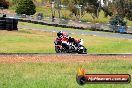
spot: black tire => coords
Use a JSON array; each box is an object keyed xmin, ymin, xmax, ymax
[
  {"xmin": 5, "ymin": 18, "xmax": 18, "ymax": 31},
  {"xmin": 55, "ymin": 46, "xmax": 62, "ymax": 53},
  {"xmin": 0, "ymin": 26, "xmax": 6, "ymax": 30},
  {"xmin": 0, "ymin": 23, "xmax": 6, "ymax": 26},
  {"xmin": 0, "ymin": 19, "xmax": 6, "ymax": 30},
  {"xmin": 6, "ymin": 24, "xmax": 13, "ymax": 30},
  {"xmin": 77, "ymin": 46, "xmax": 87, "ymax": 54},
  {"xmin": 61, "ymin": 47, "xmax": 68, "ymax": 53}
]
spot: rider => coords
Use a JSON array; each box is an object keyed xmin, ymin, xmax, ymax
[
  {"xmin": 56, "ymin": 31, "xmax": 69, "ymax": 49},
  {"xmin": 57, "ymin": 31, "xmax": 69, "ymax": 38},
  {"xmin": 57, "ymin": 31, "xmax": 63, "ymax": 38},
  {"xmin": 61, "ymin": 32, "xmax": 69, "ymax": 50},
  {"xmin": 55, "ymin": 31, "xmax": 63, "ymax": 45}
]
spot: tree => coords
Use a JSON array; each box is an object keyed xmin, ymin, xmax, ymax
[
  {"xmin": 105, "ymin": 0, "xmax": 132, "ymax": 20},
  {"xmin": 66, "ymin": 0, "xmax": 101, "ymax": 19},
  {"xmin": 16, "ymin": 0, "xmax": 36, "ymax": 15},
  {"xmin": 0, "ymin": 0, "xmax": 9, "ymax": 9},
  {"xmin": 11, "ymin": 0, "xmax": 20, "ymax": 4}
]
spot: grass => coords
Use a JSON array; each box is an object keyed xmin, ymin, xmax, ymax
[
  {"xmin": 0, "ymin": 30, "xmax": 55, "ymax": 53},
  {"xmin": 0, "ymin": 29, "xmax": 132, "ymax": 53},
  {"xmin": 18, "ymin": 22, "xmax": 90, "ymax": 31},
  {"xmin": 0, "ymin": 59, "xmax": 132, "ymax": 88}
]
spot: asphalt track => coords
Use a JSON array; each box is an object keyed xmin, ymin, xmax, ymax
[{"xmin": 18, "ymin": 25, "xmax": 132, "ymax": 39}]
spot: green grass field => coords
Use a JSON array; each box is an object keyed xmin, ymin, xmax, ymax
[
  {"xmin": 0, "ymin": 59, "xmax": 132, "ymax": 88},
  {"xmin": 18, "ymin": 22, "xmax": 89, "ymax": 31},
  {"xmin": 0, "ymin": 29, "xmax": 132, "ymax": 53}
]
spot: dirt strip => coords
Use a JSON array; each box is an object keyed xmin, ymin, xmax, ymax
[{"xmin": 0, "ymin": 55, "xmax": 132, "ymax": 63}]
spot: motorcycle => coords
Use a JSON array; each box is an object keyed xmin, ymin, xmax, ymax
[{"xmin": 54, "ymin": 38, "xmax": 87, "ymax": 54}]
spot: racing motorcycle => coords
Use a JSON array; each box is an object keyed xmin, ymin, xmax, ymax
[{"xmin": 54, "ymin": 38, "xmax": 87, "ymax": 54}]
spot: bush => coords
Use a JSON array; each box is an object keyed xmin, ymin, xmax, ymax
[
  {"xmin": 15, "ymin": 0, "xmax": 36, "ymax": 15},
  {"xmin": 0, "ymin": 0, "xmax": 9, "ymax": 9}
]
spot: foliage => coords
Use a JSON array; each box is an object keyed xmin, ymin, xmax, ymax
[
  {"xmin": 106, "ymin": 0, "xmax": 132, "ymax": 20},
  {"xmin": 15, "ymin": 0, "xmax": 36, "ymax": 15},
  {"xmin": 62, "ymin": 0, "xmax": 100, "ymax": 19},
  {"xmin": 11, "ymin": 0, "xmax": 20, "ymax": 4},
  {"xmin": 60, "ymin": 0, "xmax": 132, "ymax": 20},
  {"xmin": 0, "ymin": 0, "xmax": 9, "ymax": 9},
  {"xmin": 8, "ymin": 0, "xmax": 132, "ymax": 21}
]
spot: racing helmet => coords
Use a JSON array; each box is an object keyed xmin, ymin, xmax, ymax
[{"xmin": 57, "ymin": 31, "xmax": 63, "ymax": 38}]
